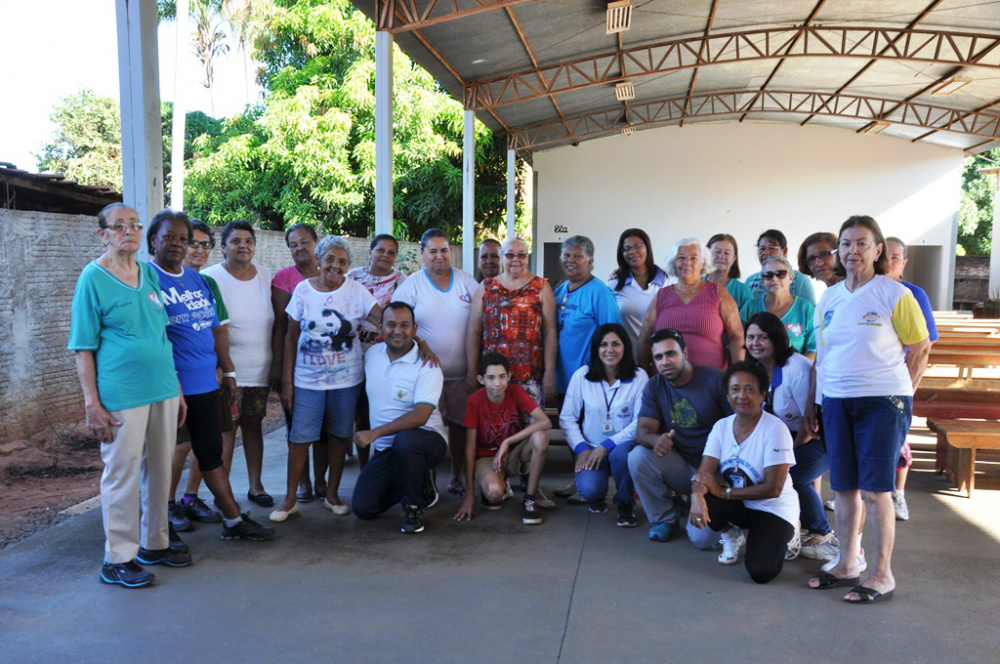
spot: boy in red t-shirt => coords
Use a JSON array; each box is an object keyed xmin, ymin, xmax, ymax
[{"xmin": 454, "ymin": 352, "xmax": 551, "ymax": 524}]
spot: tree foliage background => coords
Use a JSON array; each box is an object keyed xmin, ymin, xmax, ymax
[{"xmin": 958, "ymin": 148, "xmax": 1000, "ymax": 256}]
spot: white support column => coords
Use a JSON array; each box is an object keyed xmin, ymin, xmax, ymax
[
  {"xmin": 986, "ymin": 168, "xmax": 1000, "ymax": 297},
  {"xmin": 506, "ymin": 147, "xmax": 516, "ymax": 240},
  {"xmin": 463, "ymin": 109, "xmax": 475, "ymax": 274},
  {"xmin": 170, "ymin": 0, "xmax": 189, "ymax": 210},
  {"xmin": 375, "ymin": 31, "xmax": 393, "ymax": 237},
  {"xmin": 116, "ymin": 0, "xmax": 163, "ymax": 261}
]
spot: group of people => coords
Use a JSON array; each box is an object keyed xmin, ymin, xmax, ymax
[{"xmin": 72, "ymin": 205, "xmax": 933, "ymax": 604}]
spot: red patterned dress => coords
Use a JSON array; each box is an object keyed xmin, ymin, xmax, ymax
[{"xmin": 481, "ymin": 276, "xmax": 547, "ymax": 383}]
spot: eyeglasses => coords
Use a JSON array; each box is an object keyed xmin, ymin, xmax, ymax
[
  {"xmin": 806, "ymin": 250, "xmax": 834, "ymax": 265},
  {"xmin": 504, "ymin": 252, "xmax": 528, "ymax": 260},
  {"xmin": 106, "ymin": 222, "xmax": 143, "ymax": 233},
  {"xmin": 189, "ymin": 241, "xmax": 212, "ymax": 250},
  {"xmin": 761, "ymin": 270, "xmax": 789, "ymax": 280},
  {"xmin": 622, "ymin": 243, "xmax": 644, "ymax": 254}
]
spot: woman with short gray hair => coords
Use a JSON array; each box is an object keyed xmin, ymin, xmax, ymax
[
  {"xmin": 638, "ymin": 237, "xmax": 743, "ymax": 370},
  {"xmin": 271, "ymin": 236, "xmax": 383, "ymax": 522},
  {"xmin": 739, "ymin": 255, "xmax": 816, "ymax": 359}
]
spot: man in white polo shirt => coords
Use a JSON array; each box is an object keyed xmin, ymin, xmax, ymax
[{"xmin": 352, "ymin": 302, "xmax": 447, "ymax": 533}]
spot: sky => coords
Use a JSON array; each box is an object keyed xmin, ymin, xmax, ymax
[{"xmin": 0, "ymin": 0, "xmax": 263, "ymax": 174}]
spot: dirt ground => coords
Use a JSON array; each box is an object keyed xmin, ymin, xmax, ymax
[{"xmin": 0, "ymin": 395, "xmax": 286, "ymax": 550}]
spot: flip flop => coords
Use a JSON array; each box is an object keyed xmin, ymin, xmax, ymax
[
  {"xmin": 808, "ymin": 571, "xmax": 861, "ymax": 590},
  {"xmin": 844, "ymin": 585, "xmax": 895, "ymax": 604}
]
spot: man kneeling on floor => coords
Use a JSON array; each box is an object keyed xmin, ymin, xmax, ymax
[
  {"xmin": 352, "ymin": 302, "xmax": 446, "ymax": 533},
  {"xmin": 629, "ymin": 328, "xmax": 731, "ymax": 548},
  {"xmin": 454, "ymin": 352, "xmax": 551, "ymax": 525}
]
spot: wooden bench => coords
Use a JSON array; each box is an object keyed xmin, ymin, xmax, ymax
[{"xmin": 926, "ymin": 418, "xmax": 1000, "ymax": 497}]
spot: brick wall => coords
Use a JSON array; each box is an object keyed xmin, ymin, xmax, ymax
[{"xmin": 0, "ymin": 209, "xmax": 462, "ymax": 443}]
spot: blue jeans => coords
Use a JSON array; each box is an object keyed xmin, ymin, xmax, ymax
[
  {"xmin": 823, "ymin": 395, "xmax": 912, "ymax": 493},
  {"xmin": 789, "ymin": 438, "xmax": 830, "ymax": 534},
  {"xmin": 575, "ymin": 441, "xmax": 636, "ymax": 504},
  {"xmin": 352, "ymin": 428, "xmax": 447, "ymax": 518}
]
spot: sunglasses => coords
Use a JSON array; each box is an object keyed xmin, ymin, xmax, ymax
[
  {"xmin": 761, "ymin": 270, "xmax": 789, "ymax": 280},
  {"xmin": 504, "ymin": 252, "xmax": 528, "ymax": 260}
]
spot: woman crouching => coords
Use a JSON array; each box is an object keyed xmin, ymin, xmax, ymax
[{"xmin": 689, "ymin": 361, "xmax": 798, "ymax": 584}]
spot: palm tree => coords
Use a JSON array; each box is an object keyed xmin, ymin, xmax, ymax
[
  {"xmin": 222, "ymin": 0, "xmax": 266, "ymax": 108},
  {"xmin": 191, "ymin": 0, "xmax": 230, "ymax": 116}
]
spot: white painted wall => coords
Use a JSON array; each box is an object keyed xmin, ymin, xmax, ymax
[{"xmin": 532, "ymin": 122, "xmax": 963, "ymax": 308}]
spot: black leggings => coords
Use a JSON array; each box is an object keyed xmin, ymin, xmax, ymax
[
  {"xmin": 705, "ymin": 494, "xmax": 795, "ymax": 585},
  {"xmin": 185, "ymin": 390, "xmax": 224, "ymax": 473}
]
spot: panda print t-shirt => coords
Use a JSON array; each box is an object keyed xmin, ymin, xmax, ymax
[{"xmin": 286, "ymin": 278, "xmax": 377, "ymax": 390}]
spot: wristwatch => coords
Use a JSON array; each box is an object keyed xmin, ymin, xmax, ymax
[{"xmin": 725, "ymin": 486, "xmax": 732, "ymax": 500}]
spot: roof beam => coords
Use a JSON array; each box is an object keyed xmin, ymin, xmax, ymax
[
  {"xmin": 737, "ymin": 0, "xmax": 827, "ymax": 122},
  {"xmin": 800, "ymin": 0, "xmax": 942, "ymax": 126},
  {"xmin": 466, "ymin": 25, "xmax": 1000, "ymax": 112},
  {"xmin": 912, "ymin": 95, "xmax": 1000, "ymax": 143},
  {"xmin": 377, "ymin": 0, "xmax": 537, "ymax": 34},
  {"xmin": 680, "ymin": 0, "xmax": 719, "ymax": 128},
  {"xmin": 508, "ymin": 89, "xmax": 1000, "ymax": 151}
]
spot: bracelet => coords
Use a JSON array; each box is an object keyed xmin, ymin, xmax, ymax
[{"xmin": 222, "ymin": 371, "xmax": 237, "ymax": 379}]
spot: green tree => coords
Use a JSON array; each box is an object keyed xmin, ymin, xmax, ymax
[
  {"xmin": 36, "ymin": 89, "xmax": 122, "ymax": 190},
  {"xmin": 958, "ymin": 149, "xmax": 1000, "ymax": 256},
  {"xmin": 185, "ymin": 0, "xmax": 526, "ymax": 242}
]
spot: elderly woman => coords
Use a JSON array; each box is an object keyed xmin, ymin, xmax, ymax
[
  {"xmin": 69, "ymin": 203, "xmax": 189, "ymax": 588},
  {"xmin": 807, "ymin": 215, "xmax": 930, "ymax": 604},
  {"xmin": 638, "ymin": 237, "xmax": 743, "ymax": 371},
  {"xmin": 393, "ymin": 229, "xmax": 480, "ymax": 497},
  {"xmin": 689, "ymin": 361, "xmax": 798, "ymax": 584},
  {"xmin": 269, "ymin": 223, "xmax": 328, "ymax": 502},
  {"xmin": 271, "ymin": 237, "xmax": 382, "ymax": 521},
  {"xmin": 148, "ymin": 209, "xmax": 275, "ymax": 544},
  {"xmin": 348, "ymin": 234, "xmax": 408, "ymax": 469},
  {"xmin": 739, "ymin": 255, "xmax": 816, "ymax": 359},
  {"xmin": 745, "ymin": 312, "xmax": 834, "ymax": 561},
  {"xmin": 797, "ymin": 232, "xmax": 842, "ymax": 290},
  {"xmin": 559, "ymin": 323, "xmax": 648, "ymax": 526},
  {"xmin": 466, "ymin": 237, "xmax": 557, "ymax": 408},
  {"xmin": 607, "ymin": 228, "xmax": 672, "ymax": 357},
  {"xmin": 203, "ymin": 221, "xmax": 275, "ymax": 507},
  {"xmin": 706, "ymin": 233, "xmax": 753, "ymax": 313}
]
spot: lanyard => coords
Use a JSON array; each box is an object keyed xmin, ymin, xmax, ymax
[
  {"xmin": 764, "ymin": 364, "xmax": 783, "ymax": 415},
  {"xmin": 603, "ymin": 384, "xmax": 620, "ymax": 419}
]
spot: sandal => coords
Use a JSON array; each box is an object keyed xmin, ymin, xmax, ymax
[
  {"xmin": 809, "ymin": 572, "xmax": 860, "ymax": 590},
  {"xmin": 845, "ymin": 585, "xmax": 894, "ymax": 604},
  {"xmin": 447, "ymin": 480, "xmax": 466, "ymax": 498}
]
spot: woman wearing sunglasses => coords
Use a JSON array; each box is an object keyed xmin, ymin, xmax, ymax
[{"xmin": 739, "ymin": 255, "xmax": 816, "ymax": 360}]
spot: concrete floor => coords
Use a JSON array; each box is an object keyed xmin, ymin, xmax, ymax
[{"xmin": 1, "ymin": 428, "xmax": 998, "ymax": 664}]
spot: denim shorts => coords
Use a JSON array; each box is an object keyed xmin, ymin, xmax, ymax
[
  {"xmin": 288, "ymin": 383, "xmax": 362, "ymax": 443},
  {"xmin": 822, "ymin": 395, "xmax": 912, "ymax": 493}
]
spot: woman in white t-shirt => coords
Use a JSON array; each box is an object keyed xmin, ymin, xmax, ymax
[
  {"xmin": 806, "ymin": 216, "xmax": 929, "ymax": 604},
  {"xmin": 392, "ymin": 229, "xmax": 480, "ymax": 499},
  {"xmin": 745, "ymin": 312, "xmax": 835, "ymax": 562},
  {"xmin": 203, "ymin": 221, "xmax": 276, "ymax": 508},
  {"xmin": 689, "ymin": 361, "xmax": 797, "ymax": 584},
  {"xmin": 270, "ymin": 237, "xmax": 381, "ymax": 522}
]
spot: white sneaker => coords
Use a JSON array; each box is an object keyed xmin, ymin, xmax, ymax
[
  {"xmin": 824, "ymin": 499, "xmax": 836, "ymax": 511},
  {"xmin": 501, "ymin": 481, "xmax": 514, "ymax": 502},
  {"xmin": 785, "ymin": 525, "xmax": 804, "ymax": 561},
  {"xmin": 821, "ymin": 545, "xmax": 867, "ymax": 574},
  {"xmin": 718, "ymin": 527, "xmax": 745, "ymax": 565},
  {"xmin": 800, "ymin": 532, "xmax": 838, "ymax": 561},
  {"xmin": 892, "ymin": 493, "xmax": 910, "ymax": 521}
]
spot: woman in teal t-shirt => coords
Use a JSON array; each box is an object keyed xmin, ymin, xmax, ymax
[
  {"xmin": 739, "ymin": 255, "xmax": 816, "ymax": 359},
  {"xmin": 68, "ymin": 203, "xmax": 186, "ymax": 589}
]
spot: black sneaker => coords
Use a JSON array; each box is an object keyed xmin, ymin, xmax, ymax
[
  {"xmin": 616, "ymin": 502, "xmax": 638, "ymax": 528},
  {"xmin": 169, "ymin": 502, "xmax": 192, "ymax": 532},
  {"xmin": 221, "ymin": 512, "xmax": 275, "ymax": 541},
  {"xmin": 588, "ymin": 500, "xmax": 608, "ymax": 514},
  {"xmin": 481, "ymin": 493, "xmax": 502, "ymax": 511},
  {"xmin": 181, "ymin": 496, "xmax": 222, "ymax": 523},
  {"xmin": 422, "ymin": 468, "xmax": 439, "ymax": 509},
  {"xmin": 168, "ymin": 522, "xmax": 189, "ymax": 554},
  {"xmin": 136, "ymin": 547, "xmax": 192, "ymax": 567},
  {"xmin": 401, "ymin": 505, "xmax": 425, "ymax": 533},
  {"xmin": 100, "ymin": 560, "xmax": 154, "ymax": 588},
  {"xmin": 522, "ymin": 498, "xmax": 543, "ymax": 525}
]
